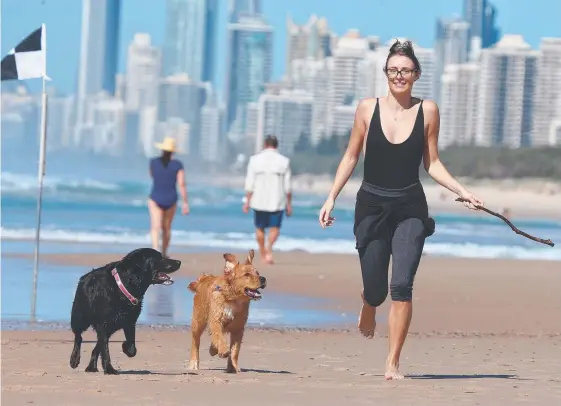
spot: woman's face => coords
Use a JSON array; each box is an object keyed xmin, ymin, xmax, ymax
[{"xmin": 385, "ymin": 55, "xmax": 419, "ymax": 95}]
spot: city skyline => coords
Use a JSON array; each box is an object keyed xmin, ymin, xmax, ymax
[
  {"xmin": 1, "ymin": 0, "xmax": 560, "ymax": 168},
  {"xmin": 1, "ymin": 0, "xmax": 560, "ymax": 96}
]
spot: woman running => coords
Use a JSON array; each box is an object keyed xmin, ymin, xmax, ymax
[{"xmin": 319, "ymin": 39, "xmax": 484, "ymax": 380}]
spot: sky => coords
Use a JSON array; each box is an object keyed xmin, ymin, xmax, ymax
[{"xmin": 1, "ymin": 0, "xmax": 560, "ymax": 96}]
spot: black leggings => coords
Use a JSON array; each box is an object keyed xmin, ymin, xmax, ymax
[{"xmin": 358, "ymin": 217, "xmax": 427, "ymax": 307}]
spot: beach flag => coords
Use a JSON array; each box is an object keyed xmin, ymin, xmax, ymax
[
  {"xmin": 1, "ymin": 23, "xmax": 50, "ymax": 322},
  {"xmin": 1, "ymin": 24, "xmax": 47, "ymax": 81}
]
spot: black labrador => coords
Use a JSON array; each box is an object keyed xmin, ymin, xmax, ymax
[{"xmin": 69, "ymin": 248, "xmax": 181, "ymax": 374}]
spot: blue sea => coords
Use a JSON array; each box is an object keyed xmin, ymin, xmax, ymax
[
  {"xmin": 1, "ymin": 170, "xmax": 560, "ymax": 329},
  {"xmin": 2, "ymin": 171, "xmax": 561, "ymax": 260}
]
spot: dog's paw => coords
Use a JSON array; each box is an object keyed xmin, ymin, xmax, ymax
[
  {"xmin": 209, "ymin": 344, "xmax": 218, "ymax": 357},
  {"xmin": 218, "ymin": 350, "xmax": 231, "ymax": 359},
  {"xmin": 122, "ymin": 341, "xmax": 137, "ymax": 357},
  {"xmin": 69, "ymin": 353, "xmax": 80, "ymax": 369},
  {"xmin": 85, "ymin": 365, "xmax": 98, "ymax": 373},
  {"xmin": 188, "ymin": 360, "xmax": 199, "ymax": 371},
  {"xmin": 104, "ymin": 365, "xmax": 119, "ymax": 375},
  {"xmin": 226, "ymin": 364, "xmax": 241, "ymax": 373}
]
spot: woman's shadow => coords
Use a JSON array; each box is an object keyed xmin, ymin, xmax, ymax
[{"xmin": 406, "ymin": 373, "xmax": 527, "ymax": 380}]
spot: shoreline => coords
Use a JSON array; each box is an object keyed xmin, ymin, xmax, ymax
[
  {"xmin": 3, "ymin": 320, "xmax": 560, "ymax": 338},
  {"xmin": 206, "ymin": 174, "xmax": 561, "ymax": 220},
  {"xmin": 4, "ymin": 252, "xmax": 561, "ymax": 336}
]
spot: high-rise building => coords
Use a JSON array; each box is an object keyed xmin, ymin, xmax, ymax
[
  {"xmin": 330, "ymin": 30, "xmax": 368, "ymax": 104},
  {"xmin": 326, "ymin": 30, "xmax": 369, "ymax": 136},
  {"xmin": 330, "ymin": 104, "xmax": 357, "ymax": 137},
  {"xmin": 228, "ymin": 0, "xmax": 261, "ymax": 22},
  {"xmin": 531, "ymin": 38, "xmax": 561, "ymax": 146},
  {"xmin": 74, "ymin": 0, "xmax": 121, "ymax": 148},
  {"xmin": 476, "ymin": 35, "xmax": 539, "ymax": 147},
  {"xmin": 158, "ymin": 74, "xmax": 208, "ymax": 155},
  {"xmin": 356, "ymin": 50, "xmax": 385, "ymax": 101},
  {"xmin": 47, "ymin": 95, "xmax": 75, "ymax": 150},
  {"xmin": 439, "ymin": 63, "xmax": 480, "ymax": 148},
  {"xmin": 162, "ymin": 0, "xmax": 218, "ymax": 83},
  {"xmin": 156, "ymin": 118, "xmax": 190, "ymax": 156},
  {"xmin": 76, "ymin": 0, "xmax": 121, "ymax": 97},
  {"xmin": 286, "ymin": 15, "xmax": 333, "ymax": 78},
  {"xmin": 90, "ymin": 96, "xmax": 126, "ymax": 155},
  {"xmin": 255, "ymin": 90, "xmax": 314, "ymax": 156},
  {"xmin": 199, "ymin": 91, "xmax": 225, "ymax": 164},
  {"xmin": 225, "ymin": 15, "xmax": 273, "ymax": 140},
  {"xmin": 434, "ymin": 17, "xmax": 470, "ymax": 103},
  {"xmin": 291, "ymin": 57, "xmax": 333, "ymax": 144},
  {"xmin": 125, "ymin": 33, "xmax": 161, "ymax": 111},
  {"xmin": 463, "ymin": 0, "xmax": 500, "ymax": 53}
]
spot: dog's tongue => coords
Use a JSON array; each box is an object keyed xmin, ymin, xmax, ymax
[
  {"xmin": 157, "ymin": 272, "xmax": 173, "ymax": 285},
  {"xmin": 247, "ymin": 289, "xmax": 261, "ymax": 298}
]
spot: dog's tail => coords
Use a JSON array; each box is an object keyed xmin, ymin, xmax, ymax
[
  {"xmin": 187, "ymin": 281, "xmax": 198, "ymax": 293},
  {"xmin": 187, "ymin": 273, "xmax": 211, "ymax": 293}
]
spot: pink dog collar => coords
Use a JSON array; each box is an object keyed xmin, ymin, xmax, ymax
[{"xmin": 111, "ymin": 268, "xmax": 139, "ymax": 305}]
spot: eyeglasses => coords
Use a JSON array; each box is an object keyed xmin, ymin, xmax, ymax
[{"xmin": 384, "ymin": 67, "xmax": 417, "ymax": 79}]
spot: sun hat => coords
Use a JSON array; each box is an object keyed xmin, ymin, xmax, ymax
[{"xmin": 154, "ymin": 136, "xmax": 177, "ymax": 152}]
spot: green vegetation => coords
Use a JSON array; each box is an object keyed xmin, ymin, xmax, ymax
[{"xmin": 290, "ymin": 132, "xmax": 561, "ymax": 179}]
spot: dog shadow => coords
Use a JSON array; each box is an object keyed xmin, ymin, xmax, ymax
[
  {"xmin": 117, "ymin": 368, "xmax": 292, "ymax": 375},
  {"xmin": 207, "ymin": 367, "xmax": 293, "ymax": 374},
  {"xmin": 407, "ymin": 373, "xmax": 526, "ymax": 380},
  {"xmin": 117, "ymin": 370, "xmax": 197, "ymax": 376}
]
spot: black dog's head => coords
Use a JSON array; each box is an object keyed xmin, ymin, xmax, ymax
[
  {"xmin": 117, "ymin": 248, "xmax": 181, "ymax": 291},
  {"xmin": 150, "ymin": 256, "xmax": 181, "ymax": 285}
]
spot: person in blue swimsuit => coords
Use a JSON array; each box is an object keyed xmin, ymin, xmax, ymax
[{"xmin": 148, "ymin": 136, "xmax": 189, "ymax": 257}]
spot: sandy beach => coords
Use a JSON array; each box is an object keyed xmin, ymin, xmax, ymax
[
  {"xmin": 2, "ymin": 251, "xmax": 561, "ymax": 404},
  {"xmin": 208, "ymin": 174, "xmax": 561, "ymax": 220}
]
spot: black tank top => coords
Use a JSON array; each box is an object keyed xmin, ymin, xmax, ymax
[{"xmin": 363, "ymin": 98, "xmax": 425, "ymax": 189}]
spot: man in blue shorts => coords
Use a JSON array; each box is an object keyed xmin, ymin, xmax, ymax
[{"xmin": 243, "ymin": 135, "xmax": 292, "ymax": 264}]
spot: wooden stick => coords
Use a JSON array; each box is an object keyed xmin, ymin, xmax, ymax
[{"xmin": 455, "ymin": 198, "xmax": 555, "ymax": 247}]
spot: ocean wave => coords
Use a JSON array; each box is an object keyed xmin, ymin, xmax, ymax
[
  {"xmin": 1, "ymin": 172, "xmax": 124, "ymax": 193},
  {"xmin": 1, "ymin": 171, "xmax": 323, "ymax": 212},
  {"xmin": 2, "ymin": 226, "xmax": 559, "ymax": 261},
  {"xmin": 3, "ymin": 171, "xmax": 560, "ymax": 227}
]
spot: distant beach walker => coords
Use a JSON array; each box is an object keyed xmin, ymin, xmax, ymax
[{"xmin": 148, "ymin": 136, "xmax": 190, "ymax": 258}]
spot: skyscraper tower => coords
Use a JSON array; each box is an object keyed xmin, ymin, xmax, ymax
[
  {"xmin": 162, "ymin": 0, "xmax": 218, "ymax": 83},
  {"xmin": 228, "ymin": 0, "xmax": 261, "ymax": 23},
  {"xmin": 225, "ymin": 15, "xmax": 273, "ymax": 139},
  {"xmin": 74, "ymin": 0, "xmax": 121, "ymax": 148},
  {"xmin": 463, "ymin": 0, "xmax": 500, "ymax": 53},
  {"xmin": 76, "ymin": 0, "xmax": 121, "ymax": 97}
]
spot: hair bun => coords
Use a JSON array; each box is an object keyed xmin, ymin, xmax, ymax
[{"xmin": 390, "ymin": 39, "xmax": 415, "ymax": 55}]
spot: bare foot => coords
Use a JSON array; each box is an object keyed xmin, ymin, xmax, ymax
[
  {"xmin": 358, "ymin": 292, "xmax": 376, "ymax": 338},
  {"xmin": 264, "ymin": 252, "xmax": 274, "ymax": 264},
  {"xmin": 384, "ymin": 359, "xmax": 405, "ymax": 380}
]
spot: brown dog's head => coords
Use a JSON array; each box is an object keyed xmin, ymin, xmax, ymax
[{"xmin": 223, "ymin": 249, "xmax": 266, "ymax": 300}]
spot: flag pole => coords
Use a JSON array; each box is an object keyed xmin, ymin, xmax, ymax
[{"xmin": 31, "ymin": 24, "xmax": 48, "ymax": 323}]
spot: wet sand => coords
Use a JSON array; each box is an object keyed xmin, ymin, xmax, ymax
[
  {"xmin": 2, "ymin": 329, "xmax": 561, "ymax": 405},
  {"xmin": 2, "ymin": 252, "xmax": 561, "ymax": 404}
]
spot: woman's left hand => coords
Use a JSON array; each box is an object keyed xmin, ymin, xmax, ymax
[
  {"xmin": 458, "ymin": 189, "xmax": 484, "ymax": 210},
  {"xmin": 182, "ymin": 202, "xmax": 190, "ymax": 215}
]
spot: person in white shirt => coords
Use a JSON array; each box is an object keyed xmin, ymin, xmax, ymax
[{"xmin": 243, "ymin": 135, "xmax": 293, "ymax": 264}]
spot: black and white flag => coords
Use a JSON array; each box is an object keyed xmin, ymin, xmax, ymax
[{"xmin": 1, "ymin": 24, "xmax": 47, "ymax": 81}]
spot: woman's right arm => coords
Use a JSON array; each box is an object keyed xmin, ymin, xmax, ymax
[{"xmin": 326, "ymin": 99, "xmax": 370, "ymax": 202}]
